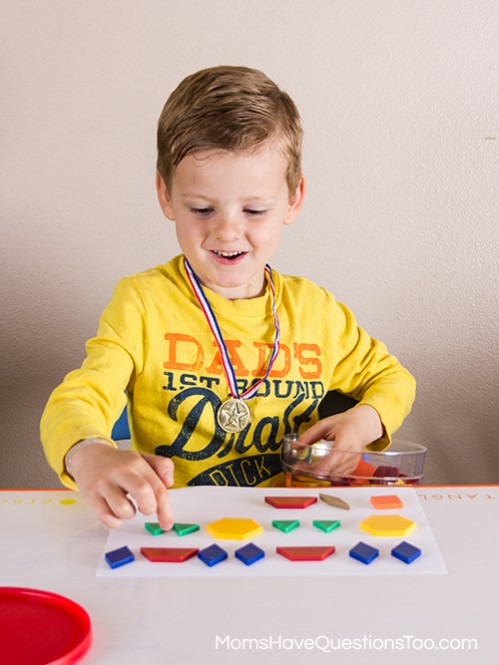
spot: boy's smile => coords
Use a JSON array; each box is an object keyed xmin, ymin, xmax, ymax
[{"xmin": 157, "ymin": 142, "xmax": 304, "ymax": 300}]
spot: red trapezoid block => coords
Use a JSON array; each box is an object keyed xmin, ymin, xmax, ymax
[
  {"xmin": 140, "ymin": 547, "xmax": 199, "ymax": 562},
  {"xmin": 276, "ymin": 546, "xmax": 335, "ymax": 561},
  {"xmin": 265, "ymin": 496, "xmax": 317, "ymax": 509}
]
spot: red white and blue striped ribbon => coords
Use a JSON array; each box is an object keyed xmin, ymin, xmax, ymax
[{"xmin": 184, "ymin": 257, "xmax": 281, "ymax": 401}]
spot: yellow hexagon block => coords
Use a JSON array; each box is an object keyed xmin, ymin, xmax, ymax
[
  {"xmin": 206, "ymin": 517, "xmax": 263, "ymax": 540},
  {"xmin": 359, "ymin": 514, "xmax": 416, "ymax": 537}
]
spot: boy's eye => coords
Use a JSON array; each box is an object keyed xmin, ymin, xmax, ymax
[
  {"xmin": 190, "ymin": 207, "xmax": 213, "ymax": 216},
  {"xmin": 189, "ymin": 207, "xmax": 267, "ymax": 217}
]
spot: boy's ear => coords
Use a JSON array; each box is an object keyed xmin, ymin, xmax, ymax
[
  {"xmin": 156, "ymin": 172, "xmax": 175, "ymax": 220},
  {"xmin": 284, "ymin": 175, "xmax": 306, "ymax": 225}
]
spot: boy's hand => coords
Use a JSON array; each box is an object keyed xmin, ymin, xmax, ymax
[
  {"xmin": 68, "ymin": 444, "xmax": 174, "ymax": 530},
  {"xmin": 293, "ymin": 405, "xmax": 383, "ymax": 478}
]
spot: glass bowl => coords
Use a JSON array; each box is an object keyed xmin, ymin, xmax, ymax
[{"xmin": 281, "ymin": 434, "xmax": 427, "ymax": 487}]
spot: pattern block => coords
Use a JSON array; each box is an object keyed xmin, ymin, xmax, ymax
[
  {"xmin": 265, "ymin": 496, "xmax": 317, "ymax": 509},
  {"xmin": 351, "ymin": 458, "xmax": 377, "ymax": 477},
  {"xmin": 141, "ymin": 547, "xmax": 199, "ymax": 562},
  {"xmin": 206, "ymin": 517, "xmax": 263, "ymax": 540},
  {"xmin": 145, "ymin": 522, "xmax": 165, "ymax": 536},
  {"xmin": 276, "ymin": 546, "xmax": 335, "ymax": 561},
  {"xmin": 360, "ymin": 514, "xmax": 416, "ymax": 537},
  {"xmin": 235, "ymin": 543, "xmax": 265, "ymax": 566},
  {"xmin": 391, "ymin": 541, "xmax": 422, "ymax": 564},
  {"xmin": 173, "ymin": 523, "xmax": 200, "ymax": 536},
  {"xmin": 313, "ymin": 519, "xmax": 341, "ymax": 533},
  {"xmin": 349, "ymin": 541, "xmax": 379, "ymax": 565},
  {"xmin": 272, "ymin": 520, "xmax": 300, "ymax": 533},
  {"xmin": 198, "ymin": 544, "xmax": 228, "ymax": 567},
  {"xmin": 105, "ymin": 546, "xmax": 135, "ymax": 569},
  {"xmin": 370, "ymin": 495, "xmax": 404, "ymax": 510},
  {"xmin": 319, "ymin": 493, "xmax": 351, "ymax": 510}
]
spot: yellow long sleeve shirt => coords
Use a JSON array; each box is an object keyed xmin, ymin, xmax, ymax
[{"xmin": 41, "ymin": 255, "xmax": 416, "ymax": 488}]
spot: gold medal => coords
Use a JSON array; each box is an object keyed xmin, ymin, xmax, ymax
[
  {"xmin": 217, "ymin": 398, "xmax": 251, "ymax": 433},
  {"xmin": 184, "ymin": 258, "xmax": 280, "ymax": 436}
]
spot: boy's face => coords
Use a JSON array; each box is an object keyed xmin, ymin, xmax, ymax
[{"xmin": 156, "ymin": 141, "xmax": 304, "ymax": 299}]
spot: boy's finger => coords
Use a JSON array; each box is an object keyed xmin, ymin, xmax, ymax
[
  {"xmin": 86, "ymin": 494, "xmax": 125, "ymax": 529},
  {"xmin": 295, "ymin": 421, "xmax": 334, "ymax": 447},
  {"xmin": 146, "ymin": 458, "xmax": 174, "ymax": 530},
  {"xmin": 141, "ymin": 452, "xmax": 175, "ymax": 486},
  {"xmin": 128, "ymin": 465, "xmax": 173, "ymax": 530},
  {"xmin": 101, "ymin": 484, "xmax": 138, "ymax": 521},
  {"xmin": 144, "ymin": 468, "xmax": 174, "ymax": 530},
  {"xmin": 138, "ymin": 469, "xmax": 173, "ymax": 531},
  {"xmin": 155, "ymin": 486, "xmax": 174, "ymax": 531}
]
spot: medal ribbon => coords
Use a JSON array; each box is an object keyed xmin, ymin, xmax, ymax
[{"xmin": 184, "ymin": 257, "xmax": 281, "ymax": 401}]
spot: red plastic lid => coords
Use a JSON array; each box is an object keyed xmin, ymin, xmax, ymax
[{"xmin": 0, "ymin": 587, "xmax": 92, "ymax": 665}]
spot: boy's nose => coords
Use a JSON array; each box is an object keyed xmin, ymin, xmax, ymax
[{"xmin": 214, "ymin": 214, "xmax": 242, "ymax": 242}]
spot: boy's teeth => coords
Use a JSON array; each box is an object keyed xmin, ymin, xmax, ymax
[{"xmin": 215, "ymin": 251, "xmax": 242, "ymax": 257}]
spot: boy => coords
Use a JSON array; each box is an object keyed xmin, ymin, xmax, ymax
[{"xmin": 40, "ymin": 66, "xmax": 415, "ymax": 530}]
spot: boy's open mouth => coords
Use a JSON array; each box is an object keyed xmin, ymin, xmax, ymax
[{"xmin": 212, "ymin": 250, "xmax": 246, "ymax": 261}]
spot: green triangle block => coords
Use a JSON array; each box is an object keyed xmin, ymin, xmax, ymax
[
  {"xmin": 173, "ymin": 522, "xmax": 200, "ymax": 536},
  {"xmin": 272, "ymin": 519, "xmax": 300, "ymax": 533},
  {"xmin": 313, "ymin": 519, "xmax": 341, "ymax": 533},
  {"xmin": 145, "ymin": 522, "xmax": 165, "ymax": 536}
]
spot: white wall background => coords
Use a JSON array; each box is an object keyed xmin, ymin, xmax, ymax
[{"xmin": 1, "ymin": 0, "xmax": 498, "ymax": 488}]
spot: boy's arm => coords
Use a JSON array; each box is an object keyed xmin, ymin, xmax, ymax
[
  {"xmin": 40, "ymin": 280, "xmax": 139, "ymax": 489},
  {"xmin": 296, "ymin": 294, "xmax": 415, "ymax": 466},
  {"xmin": 40, "ymin": 277, "xmax": 174, "ymax": 529},
  {"xmin": 327, "ymin": 297, "xmax": 415, "ymax": 441}
]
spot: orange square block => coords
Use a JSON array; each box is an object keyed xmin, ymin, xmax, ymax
[
  {"xmin": 352, "ymin": 459, "xmax": 377, "ymax": 477},
  {"xmin": 370, "ymin": 495, "xmax": 404, "ymax": 510}
]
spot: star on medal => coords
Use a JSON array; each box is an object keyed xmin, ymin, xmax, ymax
[{"xmin": 217, "ymin": 398, "xmax": 251, "ymax": 433}]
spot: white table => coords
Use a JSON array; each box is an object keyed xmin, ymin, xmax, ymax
[{"xmin": 1, "ymin": 486, "xmax": 497, "ymax": 665}]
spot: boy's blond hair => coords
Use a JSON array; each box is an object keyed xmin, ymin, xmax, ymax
[{"xmin": 157, "ymin": 66, "xmax": 303, "ymax": 194}]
